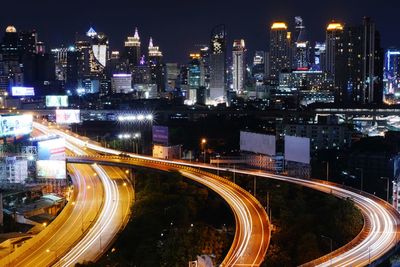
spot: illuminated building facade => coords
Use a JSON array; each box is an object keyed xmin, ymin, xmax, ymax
[
  {"xmin": 232, "ymin": 39, "xmax": 246, "ymax": 94},
  {"xmin": 124, "ymin": 28, "xmax": 141, "ymax": 67},
  {"xmin": 313, "ymin": 42, "xmax": 326, "ymax": 71},
  {"xmin": 148, "ymin": 37, "xmax": 165, "ymax": 92},
  {"xmin": 383, "ymin": 49, "xmax": 400, "ymax": 103},
  {"xmin": 269, "ymin": 22, "xmax": 291, "ymax": 79},
  {"xmin": 334, "ymin": 17, "xmax": 383, "ymax": 104},
  {"xmin": 325, "ymin": 22, "xmax": 344, "ymax": 75},
  {"xmin": 209, "ymin": 25, "xmax": 226, "ymax": 101},
  {"xmin": 293, "ymin": 17, "xmax": 310, "ymax": 70}
]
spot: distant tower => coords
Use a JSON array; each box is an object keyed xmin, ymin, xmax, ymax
[
  {"xmin": 325, "ymin": 22, "xmax": 344, "ymax": 75},
  {"xmin": 209, "ymin": 25, "xmax": 227, "ymax": 101},
  {"xmin": 148, "ymin": 37, "xmax": 165, "ymax": 92},
  {"xmin": 269, "ymin": 22, "xmax": 291, "ymax": 79},
  {"xmin": 294, "ymin": 17, "xmax": 310, "ymax": 70},
  {"xmin": 124, "ymin": 27, "xmax": 141, "ymax": 66},
  {"xmin": 232, "ymin": 39, "xmax": 246, "ymax": 94}
]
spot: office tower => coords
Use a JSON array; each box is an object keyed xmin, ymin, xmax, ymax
[
  {"xmin": 199, "ymin": 46, "xmax": 210, "ymax": 89},
  {"xmin": 209, "ymin": 25, "xmax": 226, "ymax": 101},
  {"xmin": 188, "ymin": 54, "xmax": 201, "ymax": 89},
  {"xmin": 165, "ymin": 63, "xmax": 180, "ymax": 90},
  {"xmin": 335, "ymin": 17, "xmax": 383, "ymax": 104},
  {"xmin": 124, "ymin": 27, "xmax": 141, "ymax": 66},
  {"xmin": 325, "ymin": 22, "xmax": 344, "ymax": 75},
  {"xmin": 0, "ymin": 26, "xmax": 24, "ymax": 90},
  {"xmin": 313, "ymin": 42, "xmax": 326, "ymax": 71},
  {"xmin": 65, "ymin": 46, "xmax": 79, "ymax": 93},
  {"xmin": 362, "ymin": 17, "xmax": 383, "ymax": 104},
  {"xmin": 294, "ymin": 17, "xmax": 310, "ymax": 70},
  {"xmin": 384, "ymin": 49, "xmax": 400, "ymax": 101},
  {"xmin": 269, "ymin": 22, "xmax": 291, "ymax": 79},
  {"xmin": 89, "ymin": 29, "xmax": 109, "ymax": 68},
  {"xmin": 51, "ymin": 47, "xmax": 68, "ymax": 82},
  {"xmin": 148, "ymin": 37, "xmax": 165, "ymax": 92},
  {"xmin": 18, "ymin": 30, "xmax": 38, "ymax": 56},
  {"xmin": 232, "ymin": 39, "xmax": 246, "ymax": 94}
]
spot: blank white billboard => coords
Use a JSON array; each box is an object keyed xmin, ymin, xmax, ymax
[
  {"xmin": 240, "ymin": 131, "xmax": 276, "ymax": 156},
  {"xmin": 284, "ymin": 135, "xmax": 310, "ymax": 164}
]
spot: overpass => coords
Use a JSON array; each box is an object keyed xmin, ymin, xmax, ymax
[{"xmin": 47, "ymin": 121, "xmax": 400, "ymax": 267}]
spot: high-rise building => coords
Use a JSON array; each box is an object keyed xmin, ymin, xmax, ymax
[
  {"xmin": 313, "ymin": 42, "xmax": 326, "ymax": 71},
  {"xmin": 209, "ymin": 25, "xmax": 226, "ymax": 101},
  {"xmin": 334, "ymin": 17, "xmax": 383, "ymax": 104},
  {"xmin": 148, "ymin": 37, "xmax": 165, "ymax": 92},
  {"xmin": 124, "ymin": 27, "xmax": 141, "ymax": 67},
  {"xmin": 384, "ymin": 49, "xmax": 400, "ymax": 102},
  {"xmin": 232, "ymin": 39, "xmax": 246, "ymax": 94},
  {"xmin": 293, "ymin": 17, "xmax": 310, "ymax": 70},
  {"xmin": 325, "ymin": 22, "xmax": 344, "ymax": 75},
  {"xmin": 269, "ymin": 22, "xmax": 291, "ymax": 79}
]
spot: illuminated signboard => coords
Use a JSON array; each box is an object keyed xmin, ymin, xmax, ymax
[
  {"xmin": 46, "ymin": 95, "xmax": 69, "ymax": 107},
  {"xmin": 152, "ymin": 125, "xmax": 169, "ymax": 145},
  {"xmin": 36, "ymin": 160, "xmax": 66, "ymax": 179},
  {"xmin": 38, "ymin": 138, "xmax": 66, "ymax": 161},
  {"xmin": 0, "ymin": 114, "xmax": 33, "ymax": 138},
  {"xmin": 56, "ymin": 110, "xmax": 80, "ymax": 124},
  {"xmin": 11, "ymin": 87, "xmax": 35, "ymax": 97}
]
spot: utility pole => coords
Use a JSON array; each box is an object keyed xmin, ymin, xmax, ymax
[
  {"xmin": 381, "ymin": 177, "xmax": 390, "ymax": 203},
  {"xmin": 253, "ymin": 177, "xmax": 257, "ymax": 198}
]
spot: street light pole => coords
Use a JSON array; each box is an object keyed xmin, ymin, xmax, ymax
[
  {"xmin": 325, "ymin": 161, "xmax": 329, "ymax": 181},
  {"xmin": 201, "ymin": 139, "xmax": 207, "ymax": 163},
  {"xmin": 356, "ymin": 168, "xmax": 364, "ymax": 191},
  {"xmin": 381, "ymin": 177, "xmax": 390, "ymax": 203}
]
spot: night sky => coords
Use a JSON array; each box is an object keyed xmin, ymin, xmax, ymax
[{"xmin": 1, "ymin": 0, "xmax": 399, "ymax": 63}]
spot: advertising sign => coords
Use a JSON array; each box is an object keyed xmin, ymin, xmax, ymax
[
  {"xmin": 56, "ymin": 110, "xmax": 80, "ymax": 124},
  {"xmin": 284, "ymin": 135, "xmax": 311, "ymax": 164},
  {"xmin": 38, "ymin": 138, "xmax": 66, "ymax": 161},
  {"xmin": 0, "ymin": 114, "xmax": 33, "ymax": 138},
  {"xmin": 11, "ymin": 86, "xmax": 35, "ymax": 97},
  {"xmin": 152, "ymin": 125, "xmax": 169, "ymax": 145},
  {"xmin": 36, "ymin": 160, "xmax": 66, "ymax": 179},
  {"xmin": 240, "ymin": 131, "xmax": 276, "ymax": 156},
  {"xmin": 46, "ymin": 95, "xmax": 68, "ymax": 107}
]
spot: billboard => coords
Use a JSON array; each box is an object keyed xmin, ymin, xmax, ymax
[
  {"xmin": 153, "ymin": 126, "xmax": 169, "ymax": 145},
  {"xmin": 240, "ymin": 131, "xmax": 276, "ymax": 156},
  {"xmin": 0, "ymin": 114, "xmax": 33, "ymax": 138},
  {"xmin": 284, "ymin": 135, "xmax": 310, "ymax": 164},
  {"xmin": 36, "ymin": 160, "xmax": 66, "ymax": 179},
  {"xmin": 11, "ymin": 86, "xmax": 35, "ymax": 97},
  {"xmin": 56, "ymin": 110, "xmax": 80, "ymax": 124},
  {"xmin": 46, "ymin": 95, "xmax": 68, "ymax": 107},
  {"xmin": 38, "ymin": 138, "xmax": 66, "ymax": 161}
]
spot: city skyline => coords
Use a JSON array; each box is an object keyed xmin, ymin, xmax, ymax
[{"xmin": 1, "ymin": 0, "xmax": 400, "ymax": 63}]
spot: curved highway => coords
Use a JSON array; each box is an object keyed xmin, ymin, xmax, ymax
[
  {"xmin": 42, "ymin": 121, "xmax": 400, "ymax": 267},
  {"xmin": 33, "ymin": 121, "xmax": 271, "ymax": 266}
]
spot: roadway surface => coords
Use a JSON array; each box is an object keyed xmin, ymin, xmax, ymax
[
  {"xmin": 0, "ymin": 124, "xmax": 134, "ymax": 267},
  {"xmin": 47, "ymin": 121, "xmax": 400, "ymax": 267},
  {"xmin": 34, "ymin": 121, "xmax": 271, "ymax": 267}
]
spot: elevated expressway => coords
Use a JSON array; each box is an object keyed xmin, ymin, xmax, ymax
[
  {"xmin": 0, "ymin": 125, "xmax": 134, "ymax": 267},
  {"xmin": 46, "ymin": 121, "xmax": 400, "ymax": 267},
  {"xmin": 33, "ymin": 122, "xmax": 271, "ymax": 266}
]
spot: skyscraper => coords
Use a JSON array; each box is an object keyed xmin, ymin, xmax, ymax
[
  {"xmin": 293, "ymin": 17, "xmax": 310, "ymax": 70},
  {"xmin": 209, "ymin": 25, "xmax": 226, "ymax": 101},
  {"xmin": 148, "ymin": 37, "xmax": 165, "ymax": 92},
  {"xmin": 269, "ymin": 22, "xmax": 291, "ymax": 79},
  {"xmin": 384, "ymin": 49, "xmax": 400, "ymax": 101},
  {"xmin": 124, "ymin": 28, "xmax": 141, "ymax": 67},
  {"xmin": 334, "ymin": 17, "xmax": 383, "ymax": 104},
  {"xmin": 232, "ymin": 39, "xmax": 246, "ymax": 94},
  {"xmin": 313, "ymin": 42, "xmax": 326, "ymax": 71},
  {"xmin": 325, "ymin": 22, "xmax": 344, "ymax": 75}
]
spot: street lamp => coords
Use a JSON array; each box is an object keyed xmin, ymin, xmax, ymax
[
  {"xmin": 321, "ymin": 235, "xmax": 333, "ymax": 266},
  {"xmin": 381, "ymin": 177, "xmax": 390, "ymax": 203},
  {"xmin": 201, "ymin": 139, "xmax": 207, "ymax": 163},
  {"xmin": 355, "ymin": 168, "xmax": 364, "ymax": 191},
  {"xmin": 323, "ymin": 161, "xmax": 329, "ymax": 181}
]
